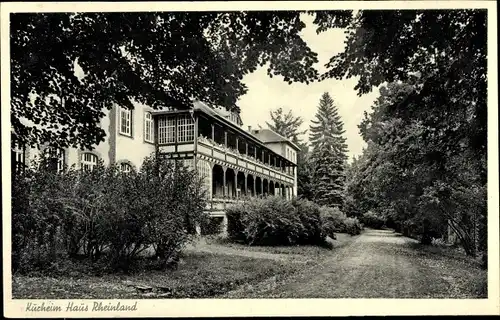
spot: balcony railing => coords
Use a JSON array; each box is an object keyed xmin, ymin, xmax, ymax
[{"xmin": 198, "ymin": 135, "xmax": 292, "ymax": 176}]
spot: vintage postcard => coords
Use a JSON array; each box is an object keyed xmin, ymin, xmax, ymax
[{"xmin": 2, "ymin": 1, "xmax": 499, "ymax": 317}]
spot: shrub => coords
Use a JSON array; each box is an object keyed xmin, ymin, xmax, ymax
[
  {"xmin": 226, "ymin": 202, "xmax": 251, "ymax": 242},
  {"xmin": 343, "ymin": 217, "xmax": 362, "ymax": 236},
  {"xmin": 361, "ymin": 211, "xmax": 386, "ymax": 229},
  {"xmin": 201, "ymin": 217, "xmax": 224, "ymax": 236},
  {"xmin": 226, "ymin": 197, "xmax": 362, "ymax": 247},
  {"xmin": 320, "ymin": 206, "xmax": 362, "ymax": 236},
  {"xmin": 227, "ymin": 197, "xmax": 315, "ymax": 246},
  {"xmin": 11, "ymin": 153, "xmax": 207, "ymax": 274},
  {"xmin": 242, "ymin": 196, "xmax": 304, "ymax": 246},
  {"xmin": 293, "ymin": 198, "xmax": 325, "ymax": 245},
  {"xmin": 138, "ymin": 156, "xmax": 207, "ymax": 270}
]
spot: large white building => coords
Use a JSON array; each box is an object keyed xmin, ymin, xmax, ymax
[{"xmin": 12, "ymin": 100, "xmax": 300, "ymax": 229}]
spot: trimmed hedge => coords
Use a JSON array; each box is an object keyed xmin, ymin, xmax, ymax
[{"xmin": 226, "ymin": 197, "xmax": 362, "ymax": 246}]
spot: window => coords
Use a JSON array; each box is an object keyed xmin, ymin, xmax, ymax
[
  {"xmin": 46, "ymin": 147, "xmax": 65, "ymax": 172},
  {"xmin": 119, "ymin": 107, "xmax": 132, "ymax": 136},
  {"xmin": 120, "ymin": 162, "xmax": 133, "ymax": 173},
  {"xmin": 12, "ymin": 142, "xmax": 26, "ymax": 173},
  {"xmin": 81, "ymin": 153, "xmax": 98, "ymax": 171},
  {"xmin": 177, "ymin": 115, "xmax": 194, "ymax": 143},
  {"xmin": 144, "ymin": 112, "xmax": 154, "ymax": 143},
  {"xmin": 158, "ymin": 116, "xmax": 175, "ymax": 144}
]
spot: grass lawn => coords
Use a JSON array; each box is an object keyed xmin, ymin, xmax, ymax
[
  {"xmin": 12, "ymin": 251, "xmax": 300, "ymax": 299},
  {"xmin": 205, "ymin": 233, "xmax": 354, "ymax": 257},
  {"xmin": 13, "ymin": 233, "xmax": 359, "ymax": 299}
]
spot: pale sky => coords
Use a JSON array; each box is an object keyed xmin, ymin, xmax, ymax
[{"xmin": 238, "ymin": 14, "xmax": 380, "ymax": 160}]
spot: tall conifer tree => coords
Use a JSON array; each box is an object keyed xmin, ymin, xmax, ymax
[{"xmin": 309, "ymin": 92, "xmax": 348, "ymax": 208}]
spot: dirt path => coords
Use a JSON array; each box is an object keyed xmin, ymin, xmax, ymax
[{"xmin": 223, "ymin": 229, "xmax": 487, "ymax": 298}]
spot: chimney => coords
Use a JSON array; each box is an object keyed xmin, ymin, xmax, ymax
[{"xmin": 248, "ymin": 125, "xmax": 252, "ymax": 132}]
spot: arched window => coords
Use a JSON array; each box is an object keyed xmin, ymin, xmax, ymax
[
  {"xmin": 120, "ymin": 162, "xmax": 133, "ymax": 173},
  {"xmin": 81, "ymin": 153, "xmax": 98, "ymax": 171}
]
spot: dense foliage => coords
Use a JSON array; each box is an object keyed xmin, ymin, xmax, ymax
[
  {"xmin": 360, "ymin": 211, "xmax": 386, "ymax": 230},
  {"xmin": 226, "ymin": 197, "xmax": 361, "ymax": 246},
  {"xmin": 309, "ymin": 92, "xmax": 348, "ymax": 208},
  {"xmin": 321, "ymin": 206, "xmax": 362, "ymax": 236},
  {"xmin": 11, "ymin": 11, "xmax": 352, "ymax": 150},
  {"xmin": 11, "ymin": 153, "xmax": 207, "ymax": 274},
  {"xmin": 338, "ymin": 10, "xmax": 487, "ymax": 261}
]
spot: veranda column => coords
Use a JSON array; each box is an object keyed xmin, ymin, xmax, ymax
[
  {"xmin": 244, "ymin": 173, "xmax": 248, "ymax": 197},
  {"xmin": 234, "ymin": 170, "xmax": 238, "ymax": 198},
  {"xmin": 222, "ymin": 166, "xmax": 227, "ymax": 198},
  {"xmin": 253, "ymin": 177, "xmax": 257, "ymax": 196},
  {"xmin": 209, "ymin": 163, "xmax": 215, "ymax": 200}
]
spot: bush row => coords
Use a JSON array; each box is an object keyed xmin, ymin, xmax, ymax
[
  {"xmin": 226, "ymin": 197, "xmax": 362, "ymax": 246},
  {"xmin": 360, "ymin": 210, "xmax": 386, "ymax": 229},
  {"xmin": 12, "ymin": 152, "xmax": 207, "ymax": 274}
]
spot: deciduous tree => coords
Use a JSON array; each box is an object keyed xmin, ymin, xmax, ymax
[
  {"xmin": 266, "ymin": 107, "xmax": 307, "ymax": 144},
  {"xmin": 11, "ymin": 11, "xmax": 352, "ymax": 150}
]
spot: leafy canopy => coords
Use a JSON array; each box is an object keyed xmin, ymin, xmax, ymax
[
  {"xmin": 340, "ymin": 9, "xmax": 487, "ymax": 254},
  {"xmin": 11, "ymin": 11, "xmax": 352, "ymax": 150},
  {"xmin": 266, "ymin": 107, "xmax": 307, "ymax": 144}
]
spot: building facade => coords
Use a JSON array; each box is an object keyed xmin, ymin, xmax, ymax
[
  {"xmin": 12, "ymin": 99, "xmax": 156, "ymax": 174},
  {"xmin": 12, "ymin": 100, "xmax": 300, "ymax": 229},
  {"xmin": 153, "ymin": 101, "xmax": 300, "ymax": 220}
]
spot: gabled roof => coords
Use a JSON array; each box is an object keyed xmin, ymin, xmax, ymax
[{"xmin": 251, "ymin": 128, "xmax": 301, "ymax": 151}]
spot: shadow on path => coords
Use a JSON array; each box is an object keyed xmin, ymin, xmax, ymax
[{"xmin": 223, "ymin": 229, "xmax": 487, "ymax": 299}]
